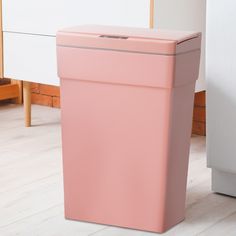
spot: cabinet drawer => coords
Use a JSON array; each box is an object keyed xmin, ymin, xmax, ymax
[
  {"xmin": 2, "ymin": 0, "xmax": 150, "ymax": 36},
  {"xmin": 3, "ymin": 32, "xmax": 59, "ymax": 85}
]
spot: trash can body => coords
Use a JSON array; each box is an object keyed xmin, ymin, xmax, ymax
[{"xmin": 57, "ymin": 25, "xmax": 201, "ymax": 233}]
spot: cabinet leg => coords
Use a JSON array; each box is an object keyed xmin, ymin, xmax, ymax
[
  {"xmin": 23, "ymin": 81, "xmax": 31, "ymax": 127},
  {"xmin": 149, "ymin": 0, "xmax": 155, "ymax": 28},
  {"xmin": 11, "ymin": 80, "xmax": 23, "ymax": 104}
]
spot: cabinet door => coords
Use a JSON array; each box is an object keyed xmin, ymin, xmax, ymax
[
  {"xmin": 2, "ymin": 0, "xmax": 150, "ymax": 36},
  {"xmin": 3, "ymin": 33, "xmax": 58, "ymax": 85}
]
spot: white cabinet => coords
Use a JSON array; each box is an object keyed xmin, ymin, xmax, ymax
[
  {"xmin": 3, "ymin": 33, "xmax": 58, "ymax": 85},
  {"xmin": 206, "ymin": 0, "xmax": 236, "ymax": 196},
  {"xmin": 2, "ymin": 0, "xmax": 151, "ymax": 85},
  {"xmin": 154, "ymin": 0, "xmax": 206, "ymax": 92},
  {"xmin": 2, "ymin": 0, "xmax": 150, "ymax": 36}
]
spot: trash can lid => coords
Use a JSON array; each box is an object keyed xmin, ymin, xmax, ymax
[{"xmin": 57, "ymin": 25, "xmax": 201, "ymax": 55}]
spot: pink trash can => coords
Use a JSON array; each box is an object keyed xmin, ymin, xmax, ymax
[{"xmin": 57, "ymin": 25, "xmax": 201, "ymax": 233}]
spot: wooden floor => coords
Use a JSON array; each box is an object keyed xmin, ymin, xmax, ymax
[{"xmin": 0, "ymin": 104, "xmax": 236, "ymax": 236}]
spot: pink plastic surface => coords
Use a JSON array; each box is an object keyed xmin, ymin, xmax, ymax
[
  {"xmin": 57, "ymin": 25, "xmax": 201, "ymax": 233},
  {"xmin": 58, "ymin": 25, "xmax": 200, "ymax": 43},
  {"xmin": 57, "ymin": 25, "xmax": 201, "ymax": 55}
]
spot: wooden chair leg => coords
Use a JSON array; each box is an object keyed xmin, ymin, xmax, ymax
[{"xmin": 23, "ymin": 81, "xmax": 31, "ymax": 127}]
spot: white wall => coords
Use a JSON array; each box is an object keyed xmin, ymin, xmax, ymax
[{"xmin": 154, "ymin": 0, "xmax": 206, "ymax": 92}]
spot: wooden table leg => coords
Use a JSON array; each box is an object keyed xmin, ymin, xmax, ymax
[{"xmin": 23, "ymin": 81, "xmax": 31, "ymax": 127}]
